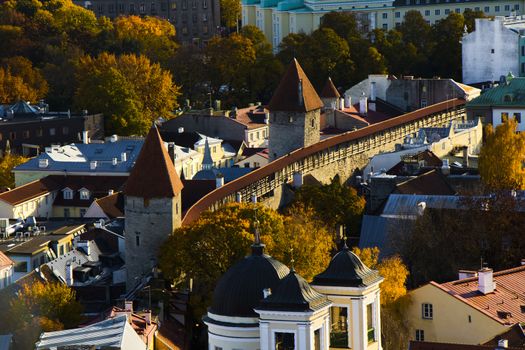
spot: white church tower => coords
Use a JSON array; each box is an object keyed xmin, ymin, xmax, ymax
[{"xmin": 311, "ymin": 243, "xmax": 384, "ymax": 350}]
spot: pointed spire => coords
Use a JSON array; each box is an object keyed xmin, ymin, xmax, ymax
[
  {"xmin": 201, "ymin": 137, "xmax": 213, "ymax": 170},
  {"xmin": 124, "ymin": 125, "xmax": 183, "ymax": 199},
  {"xmin": 320, "ymin": 77, "xmax": 341, "ymax": 98},
  {"xmin": 268, "ymin": 59, "xmax": 323, "ymax": 113}
]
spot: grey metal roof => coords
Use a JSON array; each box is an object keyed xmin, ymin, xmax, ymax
[
  {"xmin": 14, "ymin": 139, "xmax": 144, "ymax": 174},
  {"xmin": 382, "ymin": 194, "xmax": 461, "ymax": 217},
  {"xmin": 35, "ymin": 315, "xmax": 141, "ymax": 349},
  {"xmin": 359, "ymin": 215, "xmax": 413, "ymax": 258}
]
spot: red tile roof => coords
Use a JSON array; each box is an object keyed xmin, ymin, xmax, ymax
[
  {"xmin": 124, "ymin": 125, "xmax": 183, "ymax": 199},
  {"xmin": 0, "ymin": 177, "xmax": 61, "ymax": 205},
  {"xmin": 320, "ymin": 77, "xmax": 340, "ymax": 98},
  {"xmin": 268, "ymin": 59, "xmax": 323, "ymax": 113},
  {"xmin": 182, "ymin": 99, "xmax": 466, "ymax": 225},
  {"xmin": 433, "ymin": 265, "xmax": 525, "ymax": 325},
  {"xmin": 94, "ymin": 192, "xmax": 124, "ymax": 219},
  {"xmin": 395, "ymin": 170, "xmax": 456, "ymax": 196},
  {"xmin": 0, "ymin": 251, "xmax": 13, "ymax": 269}
]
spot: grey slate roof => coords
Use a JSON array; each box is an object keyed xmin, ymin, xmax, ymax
[
  {"xmin": 359, "ymin": 215, "xmax": 414, "ymax": 258},
  {"xmin": 35, "ymin": 314, "xmax": 142, "ymax": 349},
  {"xmin": 14, "ymin": 139, "xmax": 143, "ymax": 174}
]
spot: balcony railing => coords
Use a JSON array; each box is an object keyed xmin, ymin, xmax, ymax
[
  {"xmin": 368, "ymin": 328, "xmax": 375, "ymax": 343},
  {"xmin": 330, "ymin": 331, "xmax": 348, "ymax": 348}
]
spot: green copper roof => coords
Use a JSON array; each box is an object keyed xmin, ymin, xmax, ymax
[{"xmin": 467, "ymin": 77, "xmax": 525, "ymax": 107}]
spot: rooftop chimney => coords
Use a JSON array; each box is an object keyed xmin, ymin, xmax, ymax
[
  {"xmin": 359, "ymin": 94, "xmax": 368, "ymax": 115},
  {"xmin": 109, "ymin": 134, "xmax": 118, "ymax": 143},
  {"xmin": 263, "ymin": 288, "xmax": 272, "ymax": 298},
  {"xmin": 344, "ymin": 95, "xmax": 352, "ymax": 108},
  {"xmin": 39, "ymin": 159, "xmax": 49, "ymax": 168},
  {"xmin": 143, "ymin": 310, "xmax": 152, "ymax": 325},
  {"xmin": 498, "ymin": 339, "xmax": 508, "ymax": 349},
  {"xmin": 124, "ymin": 300, "xmax": 133, "ymax": 313},
  {"xmin": 90, "ymin": 161, "xmax": 97, "ymax": 170},
  {"xmin": 82, "ymin": 131, "xmax": 89, "ymax": 144},
  {"xmin": 178, "ymin": 127, "xmax": 184, "ymax": 134},
  {"xmin": 478, "ymin": 267, "xmax": 496, "ymax": 294},
  {"xmin": 215, "ymin": 174, "xmax": 224, "ymax": 188},
  {"xmin": 108, "ymin": 189, "xmax": 114, "ymax": 196},
  {"xmin": 521, "ymin": 259, "xmax": 525, "ymax": 266},
  {"xmin": 112, "ymin": 157, "xmax": 118, "ymax": 166},
  {"xmin": 441, "ymin": 159, "xmax": 450, "ymax": 175},
  {"xmin": 121, "ymin": 152, "xmax": 127, "ymax": 162},
  {"xmin": 65, "ymin": 261, "xmax": 73, "ymax": 286},
  {"xmin": 370, "ymin": 81, "xmax": 377, "ymax": 101},
  {"xmin": 293, "ymin": 171, "xmax": 303, "ymax": 188},
  {"xmin": 298, "ymin": 79, "xmax": 304, "ymax": 106}
]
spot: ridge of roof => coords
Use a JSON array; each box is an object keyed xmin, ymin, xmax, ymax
[
  {"xmin": 124, "ymin": 125, "xmax": 183, "ymax": 198},
  {"xmin": 268, "ymin": 59, "xmax": 323, "ymax": 113},
  {"xmin": 320, "ymin": 77, "xmax": 341, "ymax": 98}
]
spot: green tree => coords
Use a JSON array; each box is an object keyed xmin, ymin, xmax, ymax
[
  {"xmin": 74, "ymin": 52, "xmax": 180, "ymax": 135},
  {"xmin": 320, "ymin": 11, "xmax": 360, "ymax": 40},
  {"xmin": 463, "ymin": 8, "xmax": 488, "ymax": 32},
  {"xmin": 8, "ymin": 282, "xmax": 83, "ymax": 350},
  {"xmin": 479, "ymin": 118, "xmax": 525, "ymax": 191},
  {"xmin": 431, "ymin": 13, "xmax": 465, "ymax": 80},
  {"xmin": 292, "ymin": 176, "xmax": 365, "ymax": 235}
]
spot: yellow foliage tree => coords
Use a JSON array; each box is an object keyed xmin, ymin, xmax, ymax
[
  {"xmin": 220, "ymin": 0, "xmax": 241, "ymax": 28},
  {"xmin": 74, "ymin": 52, "xmax": 179, "ymax": 135},
  {"xmin": 2, "ymin": 56, "xmax": 48, "ymax": 99},
  {"xmin": 7, "ymin": 281, "xmax": 83, "ymax": 350},
  {"xmin": 479, "ymin": 118, "xmax": 525, "ymax": 191},
  {"xmin": 0, "ymin": 67, "xmax": 39, "ymax": 103},
  {"xmin": 0, "ymin": 153, "xmax": 27, "ymax": 189}
]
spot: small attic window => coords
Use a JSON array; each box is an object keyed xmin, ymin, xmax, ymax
[
  {"xmin": 63, "ymin": 188, "xmax": 73, "ymax": 200},
  {"xmin": 520, "ymin": 305, "xmax": 525, "ymax": 313},
  {"xmin": 497, "ymin": 311, "xmax": 512, "ymax": 319},
  {"xmin": 79, "ymin": 189, "xmax": 90, "ymax": 200},
  {"xmin": 504, "ymin": 94, "xmax": 513, "ymax": 102}
]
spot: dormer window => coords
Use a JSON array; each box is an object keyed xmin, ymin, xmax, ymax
[
  {"xmin": 79, "ymin": 189, "xmax": 90, "ymax": 200},
  {"xmin": 63, "ymin": 188, "xmax": 73, "ymax": 200}
]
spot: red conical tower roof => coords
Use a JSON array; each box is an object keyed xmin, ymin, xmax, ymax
[
  {"xmin": 320, "ymin": 77, "xmax": 340, "ymax": 98},
  {"xmin": 124, "ymin": 125, "xmax": 183, "ymax": 198},
  {"xmin": 268, "ymin": 59, "xmax": 323, "ymax": 113}
]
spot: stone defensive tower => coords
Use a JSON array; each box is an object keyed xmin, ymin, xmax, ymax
[
  {"xmin": 268, "ymin": 59, "xmax": 323, "ymax": 161},
  {"xmin": 124, "ymin": 125, "xmax": 183, "ymax": 291}
]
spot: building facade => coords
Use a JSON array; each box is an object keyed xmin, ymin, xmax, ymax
[
  {"xmin": 243, "ymin": 0, "xmax": 524, "ymax": 50},
  {"xmin": 73, "ymin": 0, "xmax": 220, "ymax": 45},
  {"xmin": 463, "ymin": 16, "xmax": 525, "ymax": 84}
]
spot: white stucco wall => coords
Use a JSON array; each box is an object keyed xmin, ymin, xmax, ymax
[
  {"xmin": 463, "ymin": 18, "xmax": 520, "ymax": 84},
  {"xmin": 492, "ymin": 107, "xmax": 525, "ymax": 131}
]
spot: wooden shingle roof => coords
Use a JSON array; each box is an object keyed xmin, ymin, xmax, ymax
[
  {"xmin": 124, "ymin": 125, "xmax": 183, "ymax": 199},
  {"xmin": 268, "ymin": 59, "xmax": 323, "ymax": 113}
]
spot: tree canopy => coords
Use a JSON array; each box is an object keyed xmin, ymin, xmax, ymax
[
  {"xmin": 159, "ymin": 202, "xmax": 334, "ymax": 318},
  {"xmin": 479, "ymin": 118, "xmax": 525, "ymax": 191}
]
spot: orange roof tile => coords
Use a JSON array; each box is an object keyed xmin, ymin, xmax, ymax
[
  {"xmin": 433, "ymin": 265, "xmax": 525, "ymax": 325},
  {"xmin": 124, "ymin": 125, "xmax": 183, "ymax": 199},
  {"xmin": 0, "ymin": 177, "xmax": 61, "ymax": 205},
  {"xmin": 320, "ymin": 77, "xmax": 341, "ymax": 98},
  {"xmin": 0, "ymin": 251, "xmax": 13, "ymax": 269},
  {"xmin": 268, "ymin": 59, "xmax": 323, "ymax": 113}
]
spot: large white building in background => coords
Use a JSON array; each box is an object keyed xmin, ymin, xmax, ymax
[
  {"xmin": 243, "ymin": 0, "xmax": 524, "ymax": 50},
  {"xmin": 463, "ymin": 16, "xmax": 525, "ymax": 84}
]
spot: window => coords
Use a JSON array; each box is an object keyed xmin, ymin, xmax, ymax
[
  {"xmin": 522, "ymin": 46, "xmax": 525, "ymax": 57},
  {"xmin": 382, "ymin": 23, "xmax": 388, "ymax": 30},
  {"xmin": 421, "ymin": 99, "xmax": 428, "ymax": 108},
  {"xmin": 182, "ymin": 0, "xmax": 187, "ymax": 9},
  {"xmin": 515, "ymin": 4, "xmax": 520, "ymax": 11},
  {"xmin": 422, "ymin": 303, "xmax": 433, "ymax": 319},
  {"xmin": 416, "ymin": 329, "xmax": 425, "ymax": 341},
  {"xmin": 64, "ymin": 208, "xmax": 70, "ymax": 218},
  {"xmin": 119, "ymin": 3, "xmax": 125, "ymax": 12},
  {"xmin": 79, "ymin": 190, "xmax": 90, "ymax": 200},
  {"xmin": 314, "ymin": 328, "xmax": 321, "ymax": 350},
  {"xmin": 130, "ymin": 3, "xmax": 135, "ymax": 13},
  {"xmin": 23, "ymin": 130, "xmax": 30, "ymax": 139},
  {"xmin": 505, "ymin": 5, "xmax": 510, "ymax": 11},
  {"xmin": 468, "ymin": 315, "xmax": 472, "ymax": 323},
  {"xmin": 135, "ymin": 231, "xmax": 140, "ymax": 246},
  {"xmin": 484, "ymin": 6, "xmax": 490, "ymax": 12},
  {"xmin": 435, "ymin": 9, "xmax": 440, "ymax": 15},
  {"xmin": 455, "ymin": 8, "xmax": 460, "ymax": 13},
  {"xmin": 63, "ymin": 189, "xmax": 73, "ymax": 200},
  {"xmin": 395, "ymin": 11, "xmax": 400, "ymax": 18},
  {"xmin": 514, "ymin": 112, "xmax": 522, "ymax": 123},
  {"xmin": 36, "ymin": 128, "xmax": 43, "ymax": 137},
  {"xmin": 14, "ymin": 261, "xmax": 27, "ymax": 272},
  {"xmin": 192, "ymin": 0, "xmax": 197, "ymax": 8},
  {"xmin": 367, "ymin": 303, "xmax": 375, "ymax": 343},
  {"xmin": 62, "ymin": 126, "xmax": 69, "ymax": 135},
  {"xmin": 171, "ymin": 2, "xmax": 176, "ymax": 9},
  {"xmin": 203, "ymin": 0, "xmax": 207, "ymax": 8},
  {"xmin": 491, "ymin": 48, "xmax": 495, "ymax": 54},
  {"xmin": 192, "ymin": 13, "xmax": 197, "ymax": 23},
  {"xmin": 151, "ymin": 2, "xmax": 155, "ymax": 12},
  {"xmin": 330, "ymin": 307, "xmax": 348, "ymax": 347},
  {"xmin": 445, "ymin": 9, "xmax": 450, "ymax": 14},
  {"xmin": 425, "ymin": 10, "xmax": 430, "ymax": 16},
  {"xmin": 202, "ymin": 13, "xmax": 208, "ymax": 21},
  {"xmin": 0, "ymin": 133, "xmax": 2, "ymax": 141},
  {"xmin": 80, "ymin": 208, "xmax": 86, "ymax": 217},
  {"xmin": 495, "ymin": 5, "xmax": 500, "ymax": 12},
  {"xmin": 59, "ymin": 245, "xmax": 64, "ymax": 256},
  {"xmin": 382, "ymin": 13, "xmax": 387, "ymax": 19},
  {"xmin": 140, "ymin": 3, "xmax": 145, "ymax": 13},
  {"xmin": 9, "ymin": 132, "xmax": 16, "ymax": 140},
  {"xmin": 108, "ymin": 3, "xmax": 114, "ymax": 12},
  {"xmin": 275, "ymin": 332, "xmax": 294, "ymax": 350},
  {"xmin": 161, "ymin": 2, "xmax": 166, "ymax": 11},
  {"xmin": 49, "ymin": 128, "xmax": 56, "ymax": 136}
]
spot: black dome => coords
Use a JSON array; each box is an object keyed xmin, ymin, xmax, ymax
[
  {"xmin": 312, "ymin": 246, "xmax": 382, "ymax": 287},
  {"xmin": 257, "ymin": 270, "xmax": 331, "ymax": 312},
  {"xmin": 209, "ymin": 244, "xmax": 290, "ymax": 317}
]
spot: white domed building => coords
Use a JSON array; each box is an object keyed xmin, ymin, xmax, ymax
[{"xmin": 204, "ymin": 241, "xmax": 384, "ymax": 350}]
